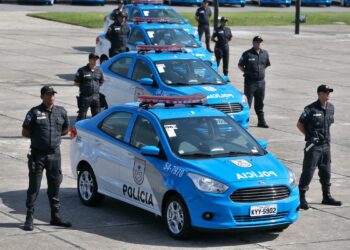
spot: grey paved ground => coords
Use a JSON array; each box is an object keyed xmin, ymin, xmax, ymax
[{"xmin": 0, "ymin": 10, "xmax": 349, "ymax": 250}]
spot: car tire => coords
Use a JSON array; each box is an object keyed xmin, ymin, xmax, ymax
[
  {"xmin": 77, "ymin": 166, "xmax": 105, "ymax": 206},
  {"xmin": 164, "ymin": 194, "xmax": 192, "ymax": 240}
]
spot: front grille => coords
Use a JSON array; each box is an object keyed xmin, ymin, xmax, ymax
[
  {"xmin": 234, "ymin": 211, "xmax": 289, "ymax": 223},
  {"xmin": 230, "ymin": 185, "xmax": 290, "ymax": 203},
  {"xmin": 209, "ymin": 103, "xmax": 242, "ymax": 114}
]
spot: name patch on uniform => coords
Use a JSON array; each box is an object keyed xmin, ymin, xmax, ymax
[
  {"xmin": 248, "ymin": 58, "xmax": 256, "ymax": 61},
  {"xmin": 37, "ymin": 116, "xmax": 47, "ymax": 120},
  {"xmin": 313, "ymin": 113, "xmax": 322, "ymax": 117}
]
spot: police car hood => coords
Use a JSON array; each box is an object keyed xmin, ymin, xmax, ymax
[
  {"xmin": 170, "ymin": 83, "xmax": 242, "ymax": 104},
  {"xmin": 179, "ymin": 153, "xmax": 288, "ymax": 184},
  {"xmin": 183, "ymin": 48, "xmax": 210, "ymax": 61}
]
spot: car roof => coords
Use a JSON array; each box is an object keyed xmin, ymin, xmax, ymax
[
  {"xmin": 134, "ymin": 23, "xmax": 187, "ymax": 29},
  {"xmin": 145, "ymin": 52, "xmax": 198, "ymax": 61}
]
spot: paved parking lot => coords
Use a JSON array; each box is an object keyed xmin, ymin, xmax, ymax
[{"xmin": 0, "ymin": 10, "xmax": 349, "ymax": 250}]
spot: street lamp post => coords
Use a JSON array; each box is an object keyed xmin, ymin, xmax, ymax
[{"xmin": 295, "ymin": 0, "xmax": 301, "ymax": 34}]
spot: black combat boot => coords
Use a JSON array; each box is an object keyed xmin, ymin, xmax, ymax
[
  {"xmin": 257, "ymin": 114, "xmax": 269, "ymax": 128},
  {"xmin": 23, "ymin": 210, "xmax": 34, "ymax": 231},
  {"xmin": 299, "ymin": 190, "xmax": 310, "ymax": 210},
  {"xmin": 50, "ymin": 211, "xmax": 72, "ymax": 228},
  {"xmin": 322, "ymin": 185, "xmax": 342, "ymax": 206}
]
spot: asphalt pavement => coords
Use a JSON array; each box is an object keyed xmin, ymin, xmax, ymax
[{"xmin": 0, "ymin": 8, "xmax": 349, "ymax": 250}]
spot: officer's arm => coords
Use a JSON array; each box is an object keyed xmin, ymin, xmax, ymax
[
  {"xmin": 22, "ymin": 111, "xmax": 34, "ymax": 138},
  {"xmin": 74, "ymin": 69, "xmax": 82, "ymax": 86},
  {"xmin": 297, "ymin": 121, "xmax": 306, "ymax": 136},
  {"xmin": 61, "ymin": 109, "xmax": 69, "ymax": 136},
  {"xmin": 211, "ymin": 32, "xmax": 217, "ymax": 42},
  {"xmin": 238, "ymin": 54, "xmax": 246, "ymax": 73},
  {"xmin": 22, "ymin": 128, "xmax": 31, "ymax": 138}
]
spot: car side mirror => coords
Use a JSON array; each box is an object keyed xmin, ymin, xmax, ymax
[
  {"xmin": 257, "ymin": 139, "xmax": 268, "ymax": 149},
  {"xmin": 221, "ymin": 75, "xmax": 229, "ymax": 82},
  {"xmin": 140, "ymin": 146, "xmax": 160, "ymax": 156},
  {"xmin": 140, "ymin": 77, "xmax": 153, "ymax": 85},
  {"xmin": 184, "ymin": 19, "xmax": 189, "ymax": 24},
  {"xmin": 135, "ymin": 41, "xmax": 145, "ymax": 46}
]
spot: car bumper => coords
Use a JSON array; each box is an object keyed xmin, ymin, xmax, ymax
[{"xmin": 183, "ymin": 181, "xmax": 299, "ymax": 230}]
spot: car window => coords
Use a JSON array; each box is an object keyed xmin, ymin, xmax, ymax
[
  {"xmin": 100, "ymin": 111, "xmax": 133, "ymax": 141},
  {"xmin": 109, "ymin": 57, "xmax": 133, "ymax": 78},
  {"xmin": 130, "ymin": 8, "xmax": 141, "ymax": 19},
  {"xmin": 129, "ymin": 29, "xmax": 145, "ymax": 45},
  {"xmin": 147, "ymin": 29, "xmax": 198, "ymax": 47},
  {"xmin": 142, "ymin": 9, "xmax": 183, "ymax": 23},
  {"xmin": 131, "ymin": 59, "xmax": 153, "ymax": 81},
  {"xmin": 131, "ymin": 116, "xmax": 160, "ymax": 148}
]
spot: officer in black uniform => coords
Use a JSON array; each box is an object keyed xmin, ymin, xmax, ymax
[
  {"xmin": 211, "ymin": 17, "xmax": 232, "ymax": 77},
  {"xmin": 297, "ymin": 84, "xmax": 342, "ymax": 210},
  {"xmin": 22, "ymin": 86, "xmax": 71, "ymax": 231},
  {"xmin": 74, "ymin": 53, "xmax": 104, "ymax": 121},
  {"xmin": 238, "ymin": 36, "xmax": 270, "ymax": 128},
  {"xmin": 195, "ymin": 0, "xmax": 213, "ymax": 53},
  {"xmin": 106, "ymin": 11, "xmax": 130, "ymax": 58},
  {"xmin": 111, "ymin": 0, "xmax": 124, "ymax": 21}
]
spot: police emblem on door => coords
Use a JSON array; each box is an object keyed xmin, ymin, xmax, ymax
[
  {"xmin": 133, "ymin": 158, "xmax": 146, "ymax": 185},
  {"xmin": 231, "ymin": 159, "xmax": 252, "ymax": 168}
]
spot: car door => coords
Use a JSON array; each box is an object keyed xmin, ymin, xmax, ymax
[
  {"xmin": 119, "ymin": 115, "xmax": 167, "ymax": 214},
  {"xmin": 101, "ymin": 56, "xmax": 135, "ymax": 106},
  {"xmin": 94, "ymin": 110, "xmax": 135, "ymax": 195}
]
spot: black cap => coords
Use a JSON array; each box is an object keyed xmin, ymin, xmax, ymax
[
  {"xmin": 220, "ymin": 17, "xmax": 228, "ymax": 22},
  {"xmin": 41, "ymin": 85, "xmax": 57, "ymax": 95},
  {"xmin": 253, "ymin": 36, "xmax": 263, "ymax": 42},
  {"xmin": 202, "ymin": 0, "xmax": 209, "ymax": 3},
  {"xmin": 116, "ymin": 0, "xmax": 123, "ymax": 3},
  {"xmin": 317, "ymin": 84, "xmax": 334, "ymax": 93},
  {"xmin": 89, "ymin": 52, "xmax": 99, "ymax": 60}
]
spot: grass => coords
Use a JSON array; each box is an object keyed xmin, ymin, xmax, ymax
[{"xmin": 28, "ymin": 11, "xmax": 350, "ymax": 28}]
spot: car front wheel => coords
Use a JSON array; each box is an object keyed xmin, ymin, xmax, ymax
[
  {"xmin": 78, "ymin": 167, "xmax": 104, "ymax": 206},
  {"xmin": 164, "ymin": 195, "xmax": 191, "ymax": 240}
]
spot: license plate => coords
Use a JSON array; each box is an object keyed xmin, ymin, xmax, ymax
[{"xmin": 250, "ymin": 204, "xmax": 277, "ymax": 217}]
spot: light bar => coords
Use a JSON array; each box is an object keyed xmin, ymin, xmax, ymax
[
  {"xmin": 138, "ymin": 94, "xmax": 207, "ymax": 105},
  {"xmin": 136, "ymin": 45, "xmax": 183, "ymax": 52},
  {"xmin": 131, "ymin": 0, "xmax": 163, "ymax": 4},
  {"xmin": 133, "ymin": 17, "xmax": 170, "ymax": 23}
]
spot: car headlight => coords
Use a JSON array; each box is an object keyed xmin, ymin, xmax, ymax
[
  {"xmin": 188, "ymin": 172, "xmax": 229, "ymax": 194},
  {"xmin": 287, "ymin": 168, "xmax": 297, "ymax": 188},
  {"xmin": 242, "ymin": 94, "xmax": 248, "ymax": 106}
]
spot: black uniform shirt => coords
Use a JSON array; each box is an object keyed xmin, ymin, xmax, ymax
[
  {"xmin": 298, "ymin": 100, "xmax": 334, "ymax": 143},
  {"xmin": 23, "ymin": 104, "xmax": 69, "ymax": 152},
  {"xmin": 75, "ymin": 64, "xmax": 104, "ymax": 97},
  {"xmin": 106, "ymin": 22, "xmax": 130, "ymax": 51},
  {"xmin": 212, "ymin": 26, "xmax": 232, "ymax": 48},
  {"xmin": 238, "ymin": 47, "xmax": 271, "ymax": 82},
  {"xmin": 195, "ymin": 6, "xmax": 211, "ymax": 26}
]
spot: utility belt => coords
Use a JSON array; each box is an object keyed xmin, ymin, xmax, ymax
[
  {"xmin": 306, "ymin": 138, "xmax": 329, "ymax": 146},
  {"xmin": 31, "ymin": 147, "xmax": 60, "ymax": 155}
]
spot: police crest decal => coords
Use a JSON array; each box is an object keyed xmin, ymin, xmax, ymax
[
  {"xmin": 231, "ymin": 159, "xmax": 252, "ymax": 168},
  {"xmin": 133, "ymin": 158, "xmax": 146, "ymax": 185}
]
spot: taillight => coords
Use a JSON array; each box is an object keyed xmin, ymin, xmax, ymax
[
  {"xmin": 96, "ymin": 37, "xmax": 100, "ymax": 45},
  {"xmin": 70, "ymin": 126, "xmax": 77, "ymax": 139}
]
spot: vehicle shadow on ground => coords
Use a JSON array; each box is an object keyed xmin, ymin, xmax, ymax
[
  {"xmin": 0, "ymin": 188, "xmax": 281, "ymax": 247},
  {"xmin": 72, "ymin": 46, "xmax": 95, "ymax": 53}
]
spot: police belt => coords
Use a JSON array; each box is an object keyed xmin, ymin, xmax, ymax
[
  {"xmin": 31, "ymin": 147, "xmax": 60, "ymax": 155},
  {"xmin": 307, "ymin": 139, "xmax": 329, "ymax": 145}
]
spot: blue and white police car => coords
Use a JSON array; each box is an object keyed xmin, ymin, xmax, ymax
[
  {"xmin": 252, "ymin": 0, "xmax": 291, "ymax": 6},
  {"xmin": 219, "ymin": 0, "xmax": 246, "ymax": 7},
  {"xmin": 99, "ymin": 45, "xmax": 249, "ymax": 128},
  {"xmin": 70, "ymin": 95, "xmax": 299, "ymax": 239},
  {"xmin": 96, "ymin": 18, "xmax": 216, "ymax": 68}
]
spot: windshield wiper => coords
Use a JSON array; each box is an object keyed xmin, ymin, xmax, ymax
[
  {"xmin": 225, "ymin": 151, "xmax": 262, "ymax": 156},
  {"xmin": 180, "ymin": 152, "xmax": 214, "ymax": 158},
  {"xmin": 201, "ymin": 82, "xmax": 225, "ymax": 85}
]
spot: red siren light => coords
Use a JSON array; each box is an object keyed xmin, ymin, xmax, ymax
[
  {"xmin": 131, "ymin": 0, "xmax": 163, "ymax": 5},
  {"xmin": 138, "ymin": 94, "xmax": 207, "ymax": 106},
  {"xmin": 133, "ymin": 17, "xmax": 170, "ymax": 23},
  {"xmin": 136, "ymin": 45, "xmax": 183, "ymax": 52}
]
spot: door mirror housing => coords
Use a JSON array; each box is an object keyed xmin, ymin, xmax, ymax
[
  {"xmin": 140, "ymin": 146, "xmax": 160, "ymax": 156},
  {"xmin": 135, "ymin": 41, "xmax": 145, "ymax": 46},
  {"xmin": 140, "ymin": 78, "xmax": 153, "ymax": 85},
  {"xmin": 257, "ymin": 139, "xmax": 268, "ymax": 149}
]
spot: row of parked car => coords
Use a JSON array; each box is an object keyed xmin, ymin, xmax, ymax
[{"xmin": 70, "ymin": 1, "xmax": 300, "ymax": 239}]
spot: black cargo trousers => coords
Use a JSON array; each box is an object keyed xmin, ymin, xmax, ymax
[{"xmin": 26, "ymin": 148, "xmax": 62, "ymax": 213}]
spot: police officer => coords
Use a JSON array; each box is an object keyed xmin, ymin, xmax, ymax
[
  {"xmin": 211, "ymin": 17, "xmax": 232, "ymax": 77},
  {"xmin": 297, "ymin": 84, "xmax": 342, "ymax": 210},
  {"xmin": 22, "ymin": 86, "xmax": 71, "ymax": 231},
  {"xmin": 195, "ymin": 0, "xmax": 213, "ymax": 53},
  {"xmin": 75, "ymin": 53, "xmax": 104, "ymax": 121},
  {"xmin": 238, "ymin": 36, "xmax": 271, "ymax": 128},
  {"xmin": 111, "ymin": 0, "xmax": 124, "ymax": 21},
  {"xmin": 106, "ymin": 11, "xmax": 130, "ymax": 58}
]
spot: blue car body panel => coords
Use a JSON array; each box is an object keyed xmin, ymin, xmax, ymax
[{"xmin": 260, "ymin": 0, "xmax": 291, "ymax": 4}]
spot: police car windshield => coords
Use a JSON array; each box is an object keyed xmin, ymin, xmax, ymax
[
  {"xmin": 162, "ymin": 116, "xmax": 265, "ymax": 159},
  {"xmin": 142, "ymin": 9, "xmax": 183, "ymax": 23},
  {"xmin": 154, "ymin": 59, "xmax": 225, "ymax": 86},
  {"xmin": 146, "ymin": 29, "xmax": 199, "ymax": 48}
]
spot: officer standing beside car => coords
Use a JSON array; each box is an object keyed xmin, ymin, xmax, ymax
[
  {"xmin": 297, "ymin": 84, "xmax": 342, "ymax": 210},
  {"xmin": 106, "ymin": 11, "xmax": 130, "ymax": 58},
  {"xmin": 195, "ymin": 0, "xmax": 213, "ymax": 53},
  {"xmin": 22, "ymin": 86, "xmax": 71, "ymax": 231},
  {"xmin": 211, "ymin": 17, "xmax": 232, "ymax": 77},
  {"xmin": 74, "ymin": 53, "xmax": 104, "ymax": 121},
  {"xmin": 238, "ymin": 36, "xmax": 270, "ymax": 128}
]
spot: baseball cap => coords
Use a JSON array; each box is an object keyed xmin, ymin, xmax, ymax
[
  {"xmin": 41, "ymin": 86, "xmax": 57, "ymax": 95},
  {"xmin": 202, "ymin": 0, "xmax": 209, "ymax": 3},
  {"xmin": 89, "ymin": 52, "xmax": 99, "ymax": 60},
  {"xmin": 220, "ymin": 17, "xmax": 228, "ymax": 22},
  {"xmin": 116, "ymin": 0, "xmax": 123, "ymax": 3},
  {"xmin": 317, "ymin": 84, "xmax": 334, "ymax": 93},
  {"xmin": 253, "ymin": 36, "xmax": 263, "ymax": 42}
]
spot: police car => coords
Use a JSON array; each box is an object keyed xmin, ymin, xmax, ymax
[
  {"xmin": 103, "ymin": 0, "xmax": 197, "ymax": 39},
  {"xmin": 70, "ymin": 95, "xmax": 300, "ymax": 239},
  {"xmin": 252, "ymin": 0, "xmax": 291, "ymax": 6},
  {"xmin": 96, "ymin": 19, "xmax": 217, "ymax": 69},
  {"xmin": 17, "ymin": 0, "xmax": 54, "ymax": 5},
  {"xmin": 99, "ymin": 45, "xmax": 249, "ymax": 128},
  {"xmin": 72, "ymin": 0, "xmax": 105, "ymax": 5},
  {"xmin": 218, "ymin": 0, "xmax": 246, "ymax": 7},
  {"xmin": 291, "ymin": 0, "xmax": 331, "ymax": 5},
  {"xmin": 333, "ymin": 0, "xmax": 349, "ymax": 5}
]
